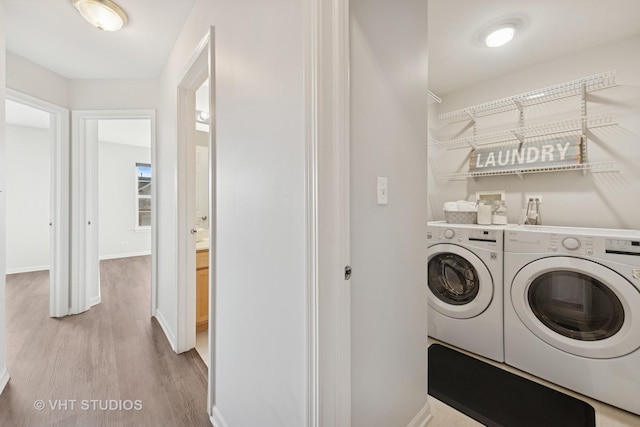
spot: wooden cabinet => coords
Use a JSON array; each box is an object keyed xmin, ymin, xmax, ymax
[{"xmin": 196, "ymin": 249, "xmax": 209, "ymax": 332}]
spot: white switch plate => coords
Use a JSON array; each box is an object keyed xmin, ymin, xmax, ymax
[{"xmin": 377, "ymin": 177, "xmax": 388, "ymax": 205}]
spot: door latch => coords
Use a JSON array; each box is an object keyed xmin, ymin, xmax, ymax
[{"xmin": 344, "ymin": 265, "xmax": 352, "ymax": 281}]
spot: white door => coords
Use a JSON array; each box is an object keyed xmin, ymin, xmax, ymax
[
  {"xmin": 72, "ymin": 110, "xmax": 157, "ymax": 315},
  {"xmin": 6, "ymin": 91, "xmax": 70, "ymax": 318},
  {"xmin": 510, "ymin": 257, "xmax": 640, "ymax": 358}
]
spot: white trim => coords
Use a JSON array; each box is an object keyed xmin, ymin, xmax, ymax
[
  {"xmin": 210, "ymin": 406, "xmax": 228, "ymax": 427},
  {"xmin": 0, "ymin": 368, "xmax": 10, "ymax": 394},
  {"xmin": 154, "ymin": 308, "xmax": 177, "ymax": 352},
  {"xmin": 6, "ymin": 88, "xmax": 70, "ymax": 318},
  {"xmin": 206, "ymin": 28, "xmax": 217, "ymax": 418},
  {"xmin": 313, "ymin": 0, "xmax": 352, "ymax": 425},
  {"xmin": 5, "ymin": 265, "xmax": 50, "ymax": 275},
  {"xmin": 304, "ymin": 0, "xmax": 320, "ymax": 425},
  {"xmin": 176, "ymin": 32, "xmax": 210, "ymax": 355},
  {"xmin": 71, "ymin": 110, "xmax": 157, "ymax": 317},
  {"xmin": 175, "ymin": 28, "xmax": 216, "ymax": 419},
  {"xmin": 90, "ymin": 295, "xmax": 101, "ymax": 307},
  {"xmin": 406, "ymin": 401, "xmax": 433, "ymax": 427},
  {"xmin": 99, "ymin": 251, "xmax": 152, "ymax": 261}
]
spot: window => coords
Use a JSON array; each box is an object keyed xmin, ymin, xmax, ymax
[{"xmin": 136, "ymin": 163, "xmax": 151, "ymax": 229}]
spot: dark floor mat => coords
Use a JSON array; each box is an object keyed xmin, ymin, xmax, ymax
[{"xmin": 428, "ymin": 344, "xmax": 595, "ymax": 427}]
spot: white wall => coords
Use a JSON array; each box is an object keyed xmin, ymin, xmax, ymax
[
  {"xmin": 350, "ymin": 1, "xmax": 430, "ymax": 426},
  {"xmin": 430, "ymin": 35, "xmax": 640, "ymax": 230},
  {"xmin": 0, "ymin": 0, "xmax": 10, "ymax": 394},
  {"xmin": 156, "ymin": 0, "xmax": 306, "ymax": 425},
  {"xmin": 98, "ymin": 141, "xmax": 151, "ymax": 259},
  {"xmin": 6, "ymin": 51, "xmax": 70, "ymax": 108},
  {"xmin": 5, "ymin": 124, "xmax": 51, "ymax": 273},
  {"xmin": 69, "ymin": 79, "xmax": 159, "ymax": 110},
  {"xmin": 6, "ymin": 53, "xmax": 159, "ymax": 112}
]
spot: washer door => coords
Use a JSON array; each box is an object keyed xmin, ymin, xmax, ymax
[
  {"xmin": 427, "ymin": 244, "xmax": 493, "ymax": 319},
  {"xmin": 511, "ymin": 257, "xmax": 640, "ymax": 358}
]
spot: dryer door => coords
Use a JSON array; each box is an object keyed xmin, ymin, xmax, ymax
[
  {"xmin": 511, "ymin": 256, "xmax": 640, "ymax": 358},
  {"xmin": 427, "ymin": 244, "xmax": 493, "ymax": 319}
]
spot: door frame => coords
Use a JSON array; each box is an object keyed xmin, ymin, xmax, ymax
[
  {"xmin": 6, "ymin": 89, "xmax": 70, "ymax": 318},
  {"xmin": 307, "ymin": 0, "xmax": 351, "ymax": 424},
  {"xmin": 71, "ymin": 109, "xmax": 157, "ymax": 315},
  {"xmin": 175, "ymin": 27, "xmax": 216, "ymax": 417}
]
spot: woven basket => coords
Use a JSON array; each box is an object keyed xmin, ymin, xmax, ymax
[{"xmin": 444, "ymin": 210, "xmax": 477, "ymax": 224}]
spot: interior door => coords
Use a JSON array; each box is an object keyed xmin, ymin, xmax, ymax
[{"xmin": 6, "ymin": 90, "xmax": 70, "ymax": 318}]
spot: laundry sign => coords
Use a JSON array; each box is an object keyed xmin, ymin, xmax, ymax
[{"xmin": 469, "ymin": 136, "xmax": 583, "ymax": 173}]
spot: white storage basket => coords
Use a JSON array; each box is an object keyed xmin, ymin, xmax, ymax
[{"xmin": 444, "ymin": 210, "xmax": 477, "ymax": 224}]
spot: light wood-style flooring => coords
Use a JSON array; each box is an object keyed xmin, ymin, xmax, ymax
[{"xmin": 0, "ymin": 256, "xmax": 210, "ymax": 427}]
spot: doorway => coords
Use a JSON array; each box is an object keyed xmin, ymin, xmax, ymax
[
  {"xmin": 175, "ymin": 27, "xmax": 216, "ymax": 418},
  {"xmin": 4, "ymin": 90, "xmax": 69, "ymax": 318},
  {"xmin": 71, "ymin": 110, "xmax": 157, "ymax": 316},
  {"xmin": 194, "ymin": 79, "xmax": 211, "ymax": 365}
]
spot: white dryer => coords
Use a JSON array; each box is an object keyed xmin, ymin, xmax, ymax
[
  {"xmin": 427, "ymin": 221, "xmax": 506, "ymax": 362},
  {"xmin": 504, "ymin": 225, "xmax": 640, "ymax": 415}
]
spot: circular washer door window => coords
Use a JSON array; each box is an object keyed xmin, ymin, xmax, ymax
[
  {"xmin": 427, "ymin": 244, "xmax": 493, "ymax": 319},
  {"xmin": 511, "ymin": 257, "xmax": 640, "ymax": 358}
]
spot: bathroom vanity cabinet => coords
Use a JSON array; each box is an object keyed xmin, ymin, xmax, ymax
[{"xmin": 196, "ymin": 249, "xmax": 209, "ymax": 332}]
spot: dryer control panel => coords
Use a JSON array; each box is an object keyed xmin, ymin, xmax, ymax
[
  {"xmin": 606, "ymin": 239, "xmax": 640, "ymax": 257},
  {"xmin": 428, "ymin": 225, "xmax": 501, "ymax": 249}
]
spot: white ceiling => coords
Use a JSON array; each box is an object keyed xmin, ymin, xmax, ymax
[
  {"xmin": 5, "ymin": 1, "xmax": 640, "ymax": 105},
  {"xmin": 4, "ymin": 0, "xmax": 196, "ymax": 80},
  {"xmin": 428, "ymin": 0, "xmax": 640, "ymax": 96}
]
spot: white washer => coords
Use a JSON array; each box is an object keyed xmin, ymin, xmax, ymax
[
  {"xmin": 427, "ymin": 221, "xmax": 507, "ymax": 362},
  {"xmin": 504, "ymin": 225, "xmax": 640, "ymax": 415}
]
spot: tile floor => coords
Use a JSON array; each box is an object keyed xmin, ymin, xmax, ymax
[
  {"xmin": 427, "ymin": 338, "xmax": 640, "ymax": 427},
  {"xmin": 195, "ymin": 330, "xmax": 208, "ymax": 367}
]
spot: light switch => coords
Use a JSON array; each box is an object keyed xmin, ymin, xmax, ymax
[{"xmin": 377, "ymin": 177, "xmax": 388, "ymax": 205}]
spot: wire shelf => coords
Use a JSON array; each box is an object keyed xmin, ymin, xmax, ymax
[
  {"xmin": 428, "ymin": 90, "xmax": 442, "ymax": 104},
  {"xmin": 433, "ymin": 111, "xmax": 617, "ymax": 149},
  {"xmin": 438, "ymin": 70, "xmax": 617, "ymax": 121},
  {"xmin": 437, "ymin": 161, "xmax": 618, "ymax": 181}
]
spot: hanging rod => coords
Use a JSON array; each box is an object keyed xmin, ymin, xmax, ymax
[
  {"xmin": 437, "ymin": 160, "xmax": 618, "ymax": 181},
  {"xmin": 433, "ymin": 111, "xmax": 617, "ymax": 149},
  {"xmin": 428, "ymin": 90, "xmax": 442, "ymax": 104},
  {"xmin": 438, "ymin": 70, "xmax": 617, "ymax": 121}
]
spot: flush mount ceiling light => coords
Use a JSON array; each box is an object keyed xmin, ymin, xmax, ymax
[
  {"xmin": 484, "ymin": 24, "xmax": 516, "ymax": 47},
  {"xmin": 72, "ymin": 0, "xmax": 128, "ymax": 32}
]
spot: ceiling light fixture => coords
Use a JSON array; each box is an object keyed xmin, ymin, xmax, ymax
[
  {"xmin": 484, "ymin": 23, "xmax": 516, "ymax": 48},
  {"xmin": 72, "ymin": 0, "xmax": 128, "ymax": 32}
]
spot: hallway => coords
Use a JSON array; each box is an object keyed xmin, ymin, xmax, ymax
[{"xmin": 0, "ymin": 256, "xmax": 210, "ymax": 426}]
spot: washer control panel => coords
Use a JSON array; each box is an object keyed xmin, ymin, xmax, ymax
[
  {"xmin": 427, "ymin": 225, "xmax": 500, "ymax": 248},
  {"xmin": 506, "ymin": 228, "xmax": 640, "ymax": 259},
  {"xmin": 606, "ymin": 239, "xmax": 640, "ymax": 256},
  {"xmin": 548, "ymin": 234, "xmax": 594, "ymax": 255}
]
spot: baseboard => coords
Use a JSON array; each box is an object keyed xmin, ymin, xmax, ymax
[
  {"xmin": 0, "ymin": 367, "xmax": 10, "ymax": 395},
  {"xmin": 99, "ymin": 251, "xmax": 151, "ymax": 261},
  {"xmin": 407, "ymin": 400, "xmax": 433, "ymax": 427},
  {"xmin": 154, "ymin": 308, "xmax": 177, "ymax": 352},
  {"xmin": 210, "ymin": 406, "xmax": 229, "ymax": 427},
  {"xmin": 6, "ymin": 265, "xmax": 49, "ymax": 274}
]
